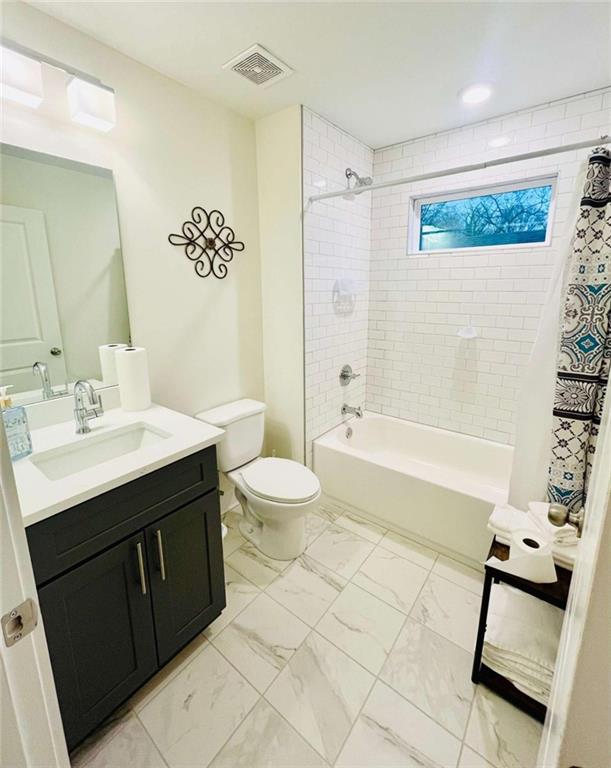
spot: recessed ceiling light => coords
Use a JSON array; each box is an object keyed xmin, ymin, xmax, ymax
[
  {"xmin": 489, "ymin": 136, "xmax": 511, "ymax": 148},
  {"xmin": 460, "ymin": 83, "xmax": 492, "ymax": 106}
]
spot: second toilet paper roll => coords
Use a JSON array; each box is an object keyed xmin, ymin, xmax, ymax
[
  {"xmin": 486, "ymin": 529, "xmax": 557, "ymax": 583},
  {"xmin": 99, "ymin": 343, "xmax": 128, "ymax": 384},
  {"xmin": 115, "ymin": 346, "xmax": 151, "ymax": 411}
]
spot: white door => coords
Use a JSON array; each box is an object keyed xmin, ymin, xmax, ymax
[
  {"xmin": 0, "ymin": 205, "xmax": 67, "ymax": 392},
  {"xmin": 0, "ymin": 422, "xmax": 69, "ymax": 767}
]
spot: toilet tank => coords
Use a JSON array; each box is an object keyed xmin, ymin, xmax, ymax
[{"xmin": 196, "ymin": 399, "xmax": 266, "ymax": 472}]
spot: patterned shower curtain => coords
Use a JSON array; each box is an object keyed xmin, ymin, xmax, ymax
[{"xmin": 548, "ymin": 147, "xmax": 611, "ymax": 512}]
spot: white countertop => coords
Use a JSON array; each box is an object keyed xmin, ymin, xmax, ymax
[{"xmin": 14, "ymin": 404, "xmax": 224, "ymax": 528}]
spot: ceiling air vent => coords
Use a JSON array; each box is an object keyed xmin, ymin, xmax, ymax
[{"xmin": 223, "ymin": 44, "xmax": 293, "ymax": 87}]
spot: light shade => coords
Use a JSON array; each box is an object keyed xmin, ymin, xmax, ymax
[
  {"xmin": 0, "ymin": 46, "xmax": 43, "ymax": 108},
  {"xmin": 460, "ymin": 83, "xmax": 492, "ymax": 106},
  {"xmin": 67, "ymin": 76, "xmax": 116, "ymax": 132}
]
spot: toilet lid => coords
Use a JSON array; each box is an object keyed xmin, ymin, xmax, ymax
[{"xmin": 241, "ymin": 458, "xmax": 320, "ymax": 504}]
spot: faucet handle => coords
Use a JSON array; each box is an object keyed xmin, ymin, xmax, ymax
[
  {"xmin": 339, "ymin": 364, "xmax": 361, "ymax": 386},
  {"xmin": 95, "ymin": 393, "xmax": 104, "ymax": 415}
]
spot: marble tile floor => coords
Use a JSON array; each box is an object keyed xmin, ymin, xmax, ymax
[{"xmin": 71, "ymin": 502, "xmax": 543, "ymax": 768}]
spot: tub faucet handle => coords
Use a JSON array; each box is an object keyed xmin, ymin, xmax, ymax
[{"xmin": 339, "ymin": 364, "xmax": 361, "ymax": 386}]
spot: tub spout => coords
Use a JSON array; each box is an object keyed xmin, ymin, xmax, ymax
[{"xmin": 342, "ymin": 403, "xmax": 363, "ymax": 418}]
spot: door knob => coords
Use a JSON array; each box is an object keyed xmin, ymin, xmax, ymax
[{"xmin": 50, "ymin": 347, "xmax": 62, "ymax": 357}]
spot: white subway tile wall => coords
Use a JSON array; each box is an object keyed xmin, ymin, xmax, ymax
[
  {"xmin": 303, "ymin": 108, "xmax": 373, "ymax": 464},
  {"xmin": 367, "ymin": 88, "xmax": 610, "ymax": 444},
  {"xmin": 303, "ymin": 89, "xmax": 611, "ymax": 457}
]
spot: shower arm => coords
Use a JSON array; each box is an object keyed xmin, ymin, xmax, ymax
[{"xmin": 308, "ymin": 134, "xmax": 610, "ymax": 205}]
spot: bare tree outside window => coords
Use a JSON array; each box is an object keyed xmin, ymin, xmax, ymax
[{"xmin": 418, "ymin": 183, "xmax": 553, "ymax": 251}]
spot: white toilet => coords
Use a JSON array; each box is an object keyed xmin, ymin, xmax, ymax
[{"xmin": 197, "ymin": 399, "xmax": 321, "ymax": 560}]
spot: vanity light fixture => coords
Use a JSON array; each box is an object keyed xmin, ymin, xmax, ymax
[
  {"xmin": 66, "ymin": 76, "xmax": 116, "ymax": 132},
  {"xmin": 0, "ymin": 45, "xmax": 43, "ymax": 108},
  {"xmin": 460, "ymin": 83, "xmax": 492, "ymax": 106}
]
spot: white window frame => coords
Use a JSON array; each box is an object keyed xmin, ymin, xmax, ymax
[{"xmin": 407, "ymin": 174, "xmax": 558, "ymax": 256}]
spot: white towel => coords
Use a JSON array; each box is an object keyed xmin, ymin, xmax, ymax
[
  {"xmin": 488, "ymin": 503, "xmax": 531, "ymax": 536},
  {"xmin": 527, "ymin": 501, "xmax": 579, "ymax": 546},
  {"xmin": 487, "ymin": 503, "xmax": 578, "ymax": 569},
  {"xmin": 482, "ymin": 584, "xmax": 564, "ymax": 706},
  {"xmin": 482, "ymin": 648, "xmax": 551, "ymax": 705}
]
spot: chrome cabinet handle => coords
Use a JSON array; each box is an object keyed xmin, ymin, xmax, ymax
[
  {"xmin": 155, "ymin": 530, "xmax": 167, "ymax": 581},
  {"xmin": 136, "ymin": 542, "xmax": 147, "ymax": 595}
]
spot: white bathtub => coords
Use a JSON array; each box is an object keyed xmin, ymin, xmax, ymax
[{"xmin": 313, "ymin": 412, "xmax": 513, "ymax": 566}]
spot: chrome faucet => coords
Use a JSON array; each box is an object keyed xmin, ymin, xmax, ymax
[
  {"xmin": 74, "ymin": 380, "xmax": 104, "ymax": 434},
  {"xmin": 341, "ymin": 403, "xmax": 363, "ymax": 418},
  {"xmin": 339, "ymin": 364, "xmax": 361, "ymax": 386},
  {"xmin": 548, "ymin": 503, "xmax": 585, "ymax": 538},
  {"xmin": 32, "ymin": 361, "xmax": 54, "ymax": 400}
]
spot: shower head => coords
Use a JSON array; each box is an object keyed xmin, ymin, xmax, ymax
[
  {"xmin": 343, "ymin": 167, "xmax": 372, "ymax": 200},
  {"xmin": 345, "ymin": 167, "xmax": 372, "ymax": 187}
]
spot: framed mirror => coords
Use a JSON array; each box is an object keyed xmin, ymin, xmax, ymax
[{"xmin": 0, "ymin": 143, "xmax": 130, "ymax": 405}]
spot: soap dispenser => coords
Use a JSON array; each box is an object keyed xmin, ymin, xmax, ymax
[{"xmin": 1, "ymin": 386, "xmax": 33, "ymax": 460}]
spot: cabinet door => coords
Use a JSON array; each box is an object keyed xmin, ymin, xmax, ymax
[
  {"xmin": 147, "ymin": 493, "xmax": 226, "ymax": 664},
  {"xmin": 38, "ymin": 533, "xmax": 157, "ymax": 749}
]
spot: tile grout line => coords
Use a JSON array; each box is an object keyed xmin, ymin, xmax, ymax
[
  {"xmin": 71, "ymin": 712, "xmax": 133, "ymax": 768},
  {"xmin": 261, "ymin": 512, "xmax": 478, "ymax": 758},
  {"xmin": 303, "ymin": 520, "xmax": 486, "ymax": 753},
  {"xmin": 78, "ymin": 506, "xmax": 485, "ymax": 767},
  {"xmin": 158, "ymin": 641, "xmax": 263, "ymax": 768},
  {"xmin": 131, "ymin": 711, "xmax": 171, "ymax": 768}
]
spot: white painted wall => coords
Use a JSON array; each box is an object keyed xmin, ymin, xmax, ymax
[
  {"xmin": 1, "ymin": 2, "xmax": 263, "ymax": 416},
  {"xmin": 1, "ymin": 150, "xmax": 129, "ymax": 383},
  {"xmin": 367, "ymin": 89, "xmax": 611, "ymax": 444},
  {"xmin": 256, "ymin": 106, "xmax": 305, "ymax": 461},
  {"xmin": 302, "ymin": 109, "xmax": 372, "ymax": 464}
]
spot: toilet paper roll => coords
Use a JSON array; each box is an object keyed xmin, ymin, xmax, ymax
[
  {"xmin": 486, "ymin": 529, "xmax": 558, "ymax": 584},
  {"xmin": 115, "ymin": 346, "xmax": 151, "ymax": 411},
  {"xmin": 99, "ymin": 343, "xmax": 128, "ymax": 385}
]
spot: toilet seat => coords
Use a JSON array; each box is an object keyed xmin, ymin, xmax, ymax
[{"xmin": 241, "ymin": 457, "xmax": 320, "ymax": 504}]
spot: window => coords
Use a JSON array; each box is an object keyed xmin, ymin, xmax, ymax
[{"xmin": 410, "ymin": 176, "xmax": 557, "ymax": 254}]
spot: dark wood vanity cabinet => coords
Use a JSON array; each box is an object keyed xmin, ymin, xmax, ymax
[
  {"xmin": 26, "ymin": 446, "xmax": 226, "ymax": 750},
  {"xmin": 145, "ymin": 493, "xmax": 225, "ymax": 665},
  {"xmin": 37, "ymin": 532, "xmax": 158, "ymax": 747}
]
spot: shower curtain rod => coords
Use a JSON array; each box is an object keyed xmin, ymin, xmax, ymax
[{"xmin": 307, "ymin": 134, "xmax": 610, "ymax": 204}]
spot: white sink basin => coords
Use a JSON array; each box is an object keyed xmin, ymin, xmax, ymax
[{"xmin": 31, "ymin": 423, "xmax": 171, "ymax": 481}]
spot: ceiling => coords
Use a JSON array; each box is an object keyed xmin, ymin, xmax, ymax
[{"xmin": 30, "ymin": 1, "xmax": 610, "ymax": 148}]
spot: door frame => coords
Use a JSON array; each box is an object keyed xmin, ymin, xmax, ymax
[
  {"xmin": 0, "ymin": 421, "xmax": 69, "ymax": 767},
  {"xmin": 538, "ymin": 393, "xmax": 611, "ymax": 766}
]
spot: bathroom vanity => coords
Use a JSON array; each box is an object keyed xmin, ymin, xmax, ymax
[{"xmin": 15, "ymin": 404, "xmax": 226, "ymax": 750}]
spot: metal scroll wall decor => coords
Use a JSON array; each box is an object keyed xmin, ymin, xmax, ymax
[{"xmin": 168, "ymin": 207, "xmax": 244, "ymax": 280}]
